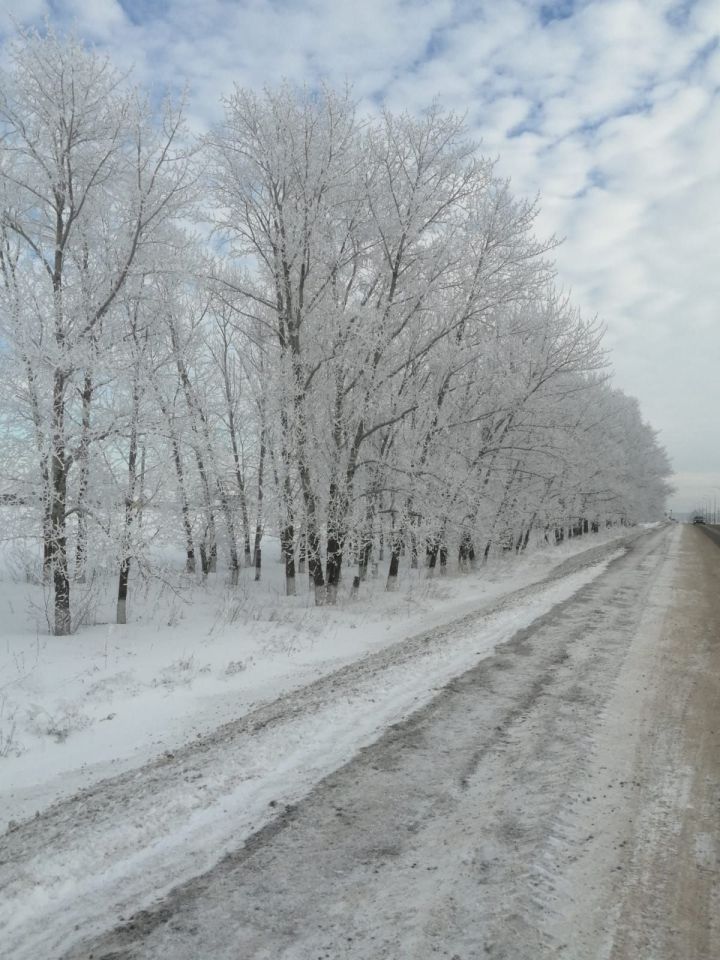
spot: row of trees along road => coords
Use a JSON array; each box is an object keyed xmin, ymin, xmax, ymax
[{"xmin": 0, "ymin": 30, "xmax": 672, "ymax": 634}]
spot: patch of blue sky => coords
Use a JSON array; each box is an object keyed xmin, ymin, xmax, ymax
[
  {"xmin": 572, "ymin": 95, "xmax": 653, "ymax": 140},
  {"xmin": 538, "ymin": 0, "xmax": 582, "ymax": 27},
  {"xmin": 682, "ymin": 35, "xmax": 720, "ymax": 78},
  {"xmin": 402, "ymin": 25, "xmax": 447, "ymax": 78},
  {"xmin": 422, "ymin": 28, "xmax": 446, "ymax": 60},
  {"xmin": 368, "ymin": 22, "xmax": 450, "ymax": 108},
  {"xmin": 573, "ymin": 166, "xmax": 607, "ymax": 198},
  {"xmin": 665, "ymin": 0, "xmax": 697, "ymax": 29},
  {"xmin": 507, "ymin": 101, "xmax": 544, "ymax": 138},
  {"xmin": 117, "ymin": 0, "xmax": 170, "ymax": 26},
  {"xmin": 367, "ymin": 88, "xmax": 387, "ymax": 107}
]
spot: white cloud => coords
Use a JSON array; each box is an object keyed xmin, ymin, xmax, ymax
[
  {"xmin": 63, "ymin": 0, "xmax": 127, "ymax": 38},
  {"xmin": 0, "ymin": 0, "xmax": 48, "ymax": 25}
]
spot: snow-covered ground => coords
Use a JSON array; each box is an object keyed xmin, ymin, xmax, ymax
[
  {"xmin": 0, "ymin": 527, "xmax": 640, "ymax": 960},
  {"xmin": 1, "ymin": 527, "xmax": 632, "ymax": 832},
  {"xmin": 1, "ymin": 525, "xmax": 680, "ymax": 960}
]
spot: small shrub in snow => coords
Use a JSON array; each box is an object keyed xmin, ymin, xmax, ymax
[
  {"xmin": 84, "ymin": 670, "xmax": 140, "ymax": 702},
  {"xmin": 26, "ymin": 703, "xmax": 92, "ymax": 743},
  {"xmin": 218, "ymin": 597, "xmax": 247, "ymax": 627},
  {"xmin": 153, "ymin": 656, "xmax": 210, "ymax": 689},
  {"xmin": 166, "ymin": 602, "xmax": 182, "ymax": 628},
  {"xmin": 0, "ymin": 698, "xmax": 21, "ymax": 757}
]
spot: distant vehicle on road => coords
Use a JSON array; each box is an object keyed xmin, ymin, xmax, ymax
[{"xmin": 692, "ymin": 515, "xmax": 705, "ymax": 524}]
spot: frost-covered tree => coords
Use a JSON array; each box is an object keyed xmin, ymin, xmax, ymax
[{"xmin": 0, "ymin": 28, "xmax": 195, "ymax": 633}]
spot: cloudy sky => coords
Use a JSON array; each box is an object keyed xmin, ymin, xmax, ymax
[{"xmin": 2, "ymin": 0, "xmax": 718, "ymax": 514}]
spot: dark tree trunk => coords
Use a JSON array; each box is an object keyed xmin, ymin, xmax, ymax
[
  {"xmin": 74, "ymin": 371, "xmax": 93, "ymax": 582},
  {"xmin": 519, "ymin": 513, "xmax": 538, "ymax": 552},
  {"xmin": 281, "ymin": 521, "xmax": 296, "ymax": 596},
  {"xmin": 117, "ymin": 375, "xmax": 140, "ymax": 625},
  {"xmin": 458, "ymin": 530, "xmax": 475, "ymax": 572},
  {"xmin": 253, "ymin": 424, "xmax": 266, "ymax": 573},
  {"xmin": 51, "ymin": 469, "xmax": 70, "ymax": 635},
  {"xmin": 117, "ymin": 557, "xmax": 130, "ymax": 624},
  {"xmin": 217, "ymin": 480, "xmax": 240, "ymax": 585},
  {"xmin": 51, "ymin": 369, "xmax": 71, "ymax": 636},
  {"xmin": 358, "ymin": 506, "xmax": 374, "ymax": 581},
  {"xmin": 309, "ymin": 527, "xmax": 325, "ymax": 603},
  {"xmin": 326, "ymin": 474, "xmax": 348, "ymax": 604},
  {"xmin": 326, "ymin": 555, "xmax": 341, "ymax": 602},
  {"xmin": 190, "ymin": 444, "xmax": 216, "ymax": 575},
  {"xmin": 199, "ymin": 538, "xmax": 210, "ymax": 577},
  {"xmin": 171, "ymin": 435, "xmax": 195, "ymax": 573},
  {"xmin": 42, "ymin": 479, "xmax": 53, "ymax": 580},
  {"xmin": 459, "ymin": 531, "xmax": 474, "ymax": 571},
  {"xmin": 298, "ymin": 528, "xmax": 307, "ymax": 575},
  {"xmin": 290, "ymin": 403, "xmax": 324, "ymax": 600},
  {"xmin": 326, "ymin": 533, "xmax": 342, "ymax": 604},
  {"xmin": 358, "ymin": 539, "xmax": 372, "ymax": 582},
  {"xmin": 386, "ymin": 539, "xmax": 401, "ymax": 591}
]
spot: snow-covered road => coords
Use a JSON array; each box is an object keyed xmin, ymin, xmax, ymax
[{"xmin": 6, "ymin": 525, "xmax": 712, "ymax": 960}]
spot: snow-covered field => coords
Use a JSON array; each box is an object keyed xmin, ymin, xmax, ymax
[{"xmin": 1, "ymin": 527, "xmax": 633, "ymax": 831}]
